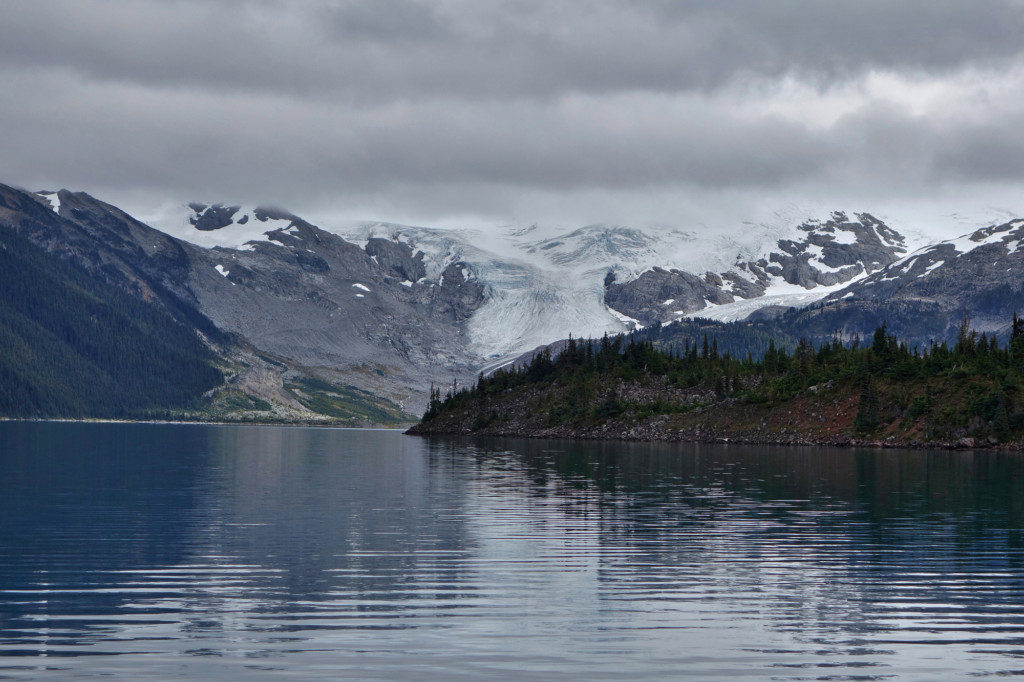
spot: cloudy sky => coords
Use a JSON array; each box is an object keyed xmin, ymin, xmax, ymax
[{"xmin": 4, "ymin": 0, "xmax": 1024, "ymax": 235}]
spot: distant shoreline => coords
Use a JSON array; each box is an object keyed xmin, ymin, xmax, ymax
[
  {"xmin": 406, "ymin": 422, "xmax": 1024, "ymax": 451},
  {"xmin": 2, "ymin": 417, "xmax": 1019, "ymax": 450},
  {"xmin": 0, "ymin": 417, "xmax": 413, "ymax": 430}
]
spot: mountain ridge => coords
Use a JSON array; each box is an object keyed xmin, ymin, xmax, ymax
[{"xmin": 4, "ymin": 180, "xmax": 1022, "ymax": 422}]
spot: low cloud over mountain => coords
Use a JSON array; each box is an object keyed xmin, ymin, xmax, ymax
[{"xmin": 3, "ymin": 1, "xmax": 1024, "ymax": 229}]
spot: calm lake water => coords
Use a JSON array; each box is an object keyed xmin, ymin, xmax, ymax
[{"xmin": 2, "ymin": 424, "xmax": 1024, "ymax": 679}]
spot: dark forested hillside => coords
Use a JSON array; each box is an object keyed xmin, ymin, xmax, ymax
[
  {"xmin": 411, "ymin": 317, "xmax": 1024, "ymax": 448},
  {"xmin": 636, "ymin": 318, "xmax": 801, "ymax": 359},
  {"xmin": 0, "ymin": 225, "xmax": 223, "ymax": 418}
]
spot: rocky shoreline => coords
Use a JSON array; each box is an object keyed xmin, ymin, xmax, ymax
[
  {"xmin": 407, "ymin": 419, "xmax": 1020, "ymax": 450},
  {"xmin": 2, "ymin": 417, "xmax": 413, "ymax": 429},
  {"xmin": 406, "ymin": 374, "xmax": 1024, "ymax": 451}
]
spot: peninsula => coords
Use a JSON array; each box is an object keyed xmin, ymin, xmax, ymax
[{"xmin": 409, "ymin": 318, "xmax": 1024, "ymax": 449}]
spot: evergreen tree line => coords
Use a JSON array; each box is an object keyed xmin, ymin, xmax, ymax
[
  {"xmin": 424, "ymin": 315, "xmax": 1024, "ymax": 438},
  {"xmin": 0, "ymin": 225, "xmax": 224, "ymax": 418},
  {"xmin": 636, "ymin": 317, "xmax": 800, "ymax": 361}
]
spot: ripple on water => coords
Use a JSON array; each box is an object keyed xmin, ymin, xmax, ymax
[{"xmin": 1, "ymin": 423, "xmax": 1024, "ymax": 679}]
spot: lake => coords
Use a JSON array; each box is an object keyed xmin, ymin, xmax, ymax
[{"xmin": 1, "ymin": 423, "xmax": 1023, "ymax": 679}]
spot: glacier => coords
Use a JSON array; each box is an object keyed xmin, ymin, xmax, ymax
[{"xmin": 146, "ymin": 202, "xmax": 912, "ymax": 364}]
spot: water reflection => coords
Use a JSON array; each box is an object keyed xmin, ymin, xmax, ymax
[
  {"xmin": 0, "ymin": 424, "xmax": 209, "ymax": 658},
  {"xmin": 428, "ymin": 437, "xmax": 1024, "ymax": 676},
  {"xmin": 1, "ymin": 423, "xmax": 1024, "ymax": 679}
]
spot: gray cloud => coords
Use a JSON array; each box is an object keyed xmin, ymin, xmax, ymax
[
  {"xmin": 1, "ymin": 0, "xmax": 1023, "ymax": 229},
  {"xmin": 3, "ymin": 1, "xmax": 1022, "ymax": 100}
]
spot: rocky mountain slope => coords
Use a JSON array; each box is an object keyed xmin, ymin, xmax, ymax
[
  {"xmin": 1, "ymin": 187, "xmax": 446, "ymax": 420},
  {"xmin": 7, "ymin": 180, "xmax": 1023, "ymax": 422},
  {"xmin": 0, "ymin": 223, "xmax": 223, "ymax": 418},
  {"xmin": 604, "ymin": 212, "xmax": 907, "ymax": 326},
  {"xmin": 765, "ymin": 217, "xmax": 1024, "ymax": 344},
  {"xmin": 161, "ymin": 203, "xmax": 486, "ymax": 405}
]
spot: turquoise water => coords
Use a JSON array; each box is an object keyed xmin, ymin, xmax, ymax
[{"xmin": 1, "ymin": 422, "xmax": 1023, "ymax": 679}]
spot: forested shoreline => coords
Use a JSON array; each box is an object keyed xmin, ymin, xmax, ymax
[{"xmin": 410, "ymin": 316, "xmax": 1024, "ymax": 448}]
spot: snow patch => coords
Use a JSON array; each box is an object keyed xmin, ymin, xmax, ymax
[
  {"xmin": 942, "ymin": 222, "xmax": 1020, "ymax": 255},
  {"xmin": 148, "ymin": 204, "xmax": 297, "ymax": 250},
  {"xmin": 38, "ymin": 191, "xmax": 61, "ymax": 214},
  {"xmin": 607, "ymin": 305, "xmax": 643, "ymax": 328},
  {"xmin": 687, "ymin": 288, "xmax": 837, "ymax": 323},
  {"xmin": 215, "ymin": 264, "xmax": 230, "ymax": 277},
  {"xmin": 829, "ymin": 229, "xmax": 858, "ymax": 245},
  {"xmin": 352, "ymin": 283, "xmax": 370, "ymax": 292}
]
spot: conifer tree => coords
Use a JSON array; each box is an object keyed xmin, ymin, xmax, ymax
[{"xmin": 853, "ymin": 378, "xmax": 880, "ymax": 434}]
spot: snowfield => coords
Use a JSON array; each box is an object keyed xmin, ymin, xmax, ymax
[
  {"xmin": 149, "ymin": 204, "xmax": 296, "ymax": 250},
  {"xmin": 685, "ymin": 290, "xmax": 834, "ymax": 323},
  {"xmin": 140, "ymin": 201, "xmax": 960, "ymax": 362},
  {"xmin": 37, "ymin": 191, "xmax": 61, "ymax": 214}
]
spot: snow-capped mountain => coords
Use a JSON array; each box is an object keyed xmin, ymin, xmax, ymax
[
  {"xmin": 338, "ymin": 222, "xmax": 638, "ymax": 361},
  {"xmin": 605, "ymin": 211, "xmax": 907, "ymax": 326},
  {"xmin": 152, "ymin": 203, "xmax": 309, "ymax": 250},
  {"xmin": 9, "ymin": 181, "xmax": 1024, "ymax": 423},
  {"xmin": 806, "ymin": 217, "xmax": 1024, "ymax": 338},
  {"xmin": 655, "ymin": 214, "xmax": 1024, "ymax": 351},
  {"xmin": 840, "ymin": 217, "xmax": 1024, "ymax": 298},
  {"xmin": 27, "ymin": 182, "xmax": 1024, "ymax": 417},
  {"xmin": 150, "ymin": 203, "xmax": 914, "ymax": 362}
]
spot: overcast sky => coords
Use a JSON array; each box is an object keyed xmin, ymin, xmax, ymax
[{"xmin": 4, "ymin": 0, "xmax": 1024, "ymax": 236}]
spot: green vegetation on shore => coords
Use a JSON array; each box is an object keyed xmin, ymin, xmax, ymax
[
  {"xmin": 283, "ymin": 375, "xmax": 414, "ymax": 425},
  {"xmin": 415, "ymin": 316, "xmax": 1024, "ymax": 446},
  {"xmin": 0, "ymin": 225, "xmax": 415, "ymax": 425},
  {"xmin": 0, "ymin": 225, "xmax": 224, "ymax": 419}
]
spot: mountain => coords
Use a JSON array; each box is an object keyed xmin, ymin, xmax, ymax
[
  {"xmin": 604, "ymin": 211, "xmax": 907, "ymax": 326},
  {"xmin": 765, "ymin": 217, "xmax": 1024, "ymax": 344},
  {"xmin": 154, "ymin": 204, "xmax": 487, "ymax": 407},
  {"xmin": 0, "ymin": 222, "xmax": 223, "ymax": 418},
  {"xmin": 0, "ymin": 187, "xmax": 418, "ymax": 422},
  {"xmin": 338, "ymin": 222, "xmax": 637, "ymax": 365},
  {"xmin": 153, "ymin": 205, "xmax": 912, "ymax": 372},
  {"xmin": 332, "ymin": 217, "xmax": 868, "ymax": 360},
  {"xmin": 7, "ymin": 180, "xmax": 1022, "ymax": 422}
]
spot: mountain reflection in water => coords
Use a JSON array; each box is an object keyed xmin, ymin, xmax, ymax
[{"xmin": 1, "ymin": 423, "xmax": 1023, "ymax": 679}]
